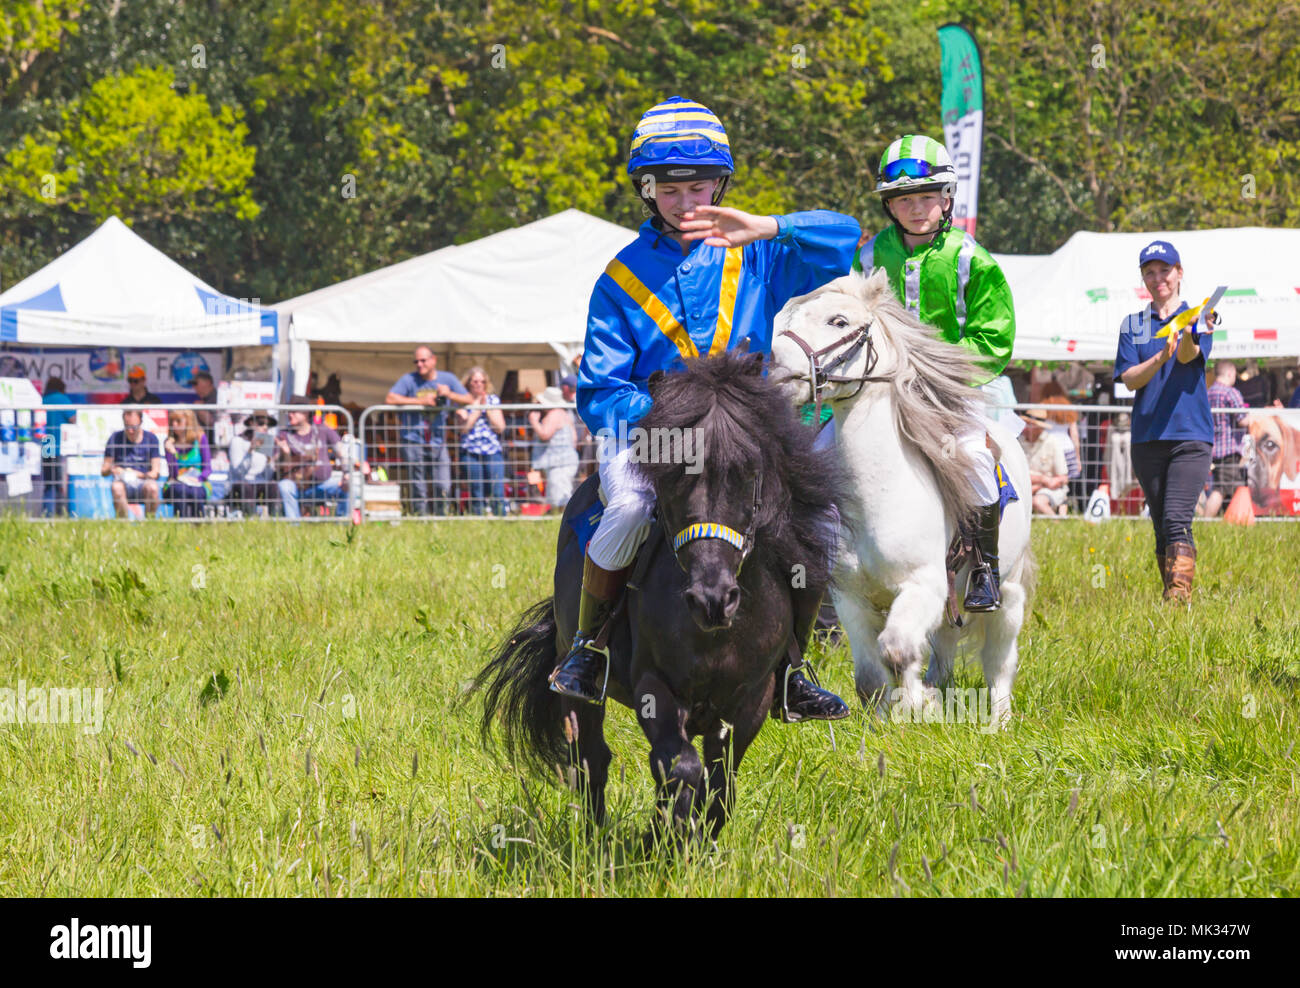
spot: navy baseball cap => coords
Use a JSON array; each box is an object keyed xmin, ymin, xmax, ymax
[
  {"xmin": 1139, "ymin": 240, "xmax": 1180, "ymax": 268},
  {"xmin": 560, "ymin": 374, "xmax": 577, "ymax": 389}
]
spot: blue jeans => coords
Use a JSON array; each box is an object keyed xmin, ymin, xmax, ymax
[
  {"xmin": 463, "ymin": 450, "xmax": 507, "ymax": 515},
  {"xmin": 402, "ymin": 438, "xmax": 451, "ymax": 515},
  {"xmin": 279, "ymin": 478, "xmax": 346, "ymax": 519}
]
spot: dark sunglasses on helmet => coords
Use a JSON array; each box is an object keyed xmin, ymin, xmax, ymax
[{"xmin": 881, "ymin": 157, "xmax": 940, "ymax": 182}]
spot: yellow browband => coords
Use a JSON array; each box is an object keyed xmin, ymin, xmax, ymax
[{"xmin": 672, "ymin": 522, "xmax": 746, "ymax": 553}]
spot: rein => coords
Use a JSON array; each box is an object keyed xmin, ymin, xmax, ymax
[{"xmin": 778, "ymin": 318, "xmax": 890, "ymax": 424}]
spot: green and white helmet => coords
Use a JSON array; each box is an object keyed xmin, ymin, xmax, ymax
[{"xmin": 875, "ymin": 134, "xmax": 957, "ymax": 198}]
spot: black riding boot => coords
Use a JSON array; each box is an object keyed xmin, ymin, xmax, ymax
[
  {"xmin": 963, "ymin": 502, "xmax": 1002, "ymax": 612},
  {"xmin": 772, "ymin": 589, "xmax": 850, "ymax": 723},
  {"xmin": 548, "ymin": 554, "xmax": 629, "ymax": 704}
]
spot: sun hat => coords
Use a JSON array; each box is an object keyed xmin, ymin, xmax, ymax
[{"xmin": 535, "ymin": 386, "xmax": 567, "ymax": 408}]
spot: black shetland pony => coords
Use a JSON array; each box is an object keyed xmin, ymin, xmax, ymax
[{"xmin": 475, "ymin": 351, "xmax": 847, "ymax": 843}]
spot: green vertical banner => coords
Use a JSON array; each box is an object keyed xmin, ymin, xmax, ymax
[{"xmin": 938, "ymin": 24, "xmax": 984, "ymax": 236}]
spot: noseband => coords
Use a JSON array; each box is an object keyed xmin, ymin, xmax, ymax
[
  {"xmin": 778, "ymin": 318, "xmax": 889, "ymax": 424},
  {"xmin": 668, "ymin": 476, "xmax": 762, "ymax": 578}
]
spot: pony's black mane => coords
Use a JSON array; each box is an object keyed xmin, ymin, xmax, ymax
[{"xmin": 638, "ymin": 351, "xmax": 850, "ymax": 587}]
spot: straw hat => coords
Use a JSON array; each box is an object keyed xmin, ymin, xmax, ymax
[{"xmin": 535, "ymin": 386, "xmax": 567, "ymax": 408}]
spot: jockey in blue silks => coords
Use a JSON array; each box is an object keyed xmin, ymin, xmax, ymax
[{"xmin": 548, "ymin": 96, "xmax": 860, "ymax": 722}]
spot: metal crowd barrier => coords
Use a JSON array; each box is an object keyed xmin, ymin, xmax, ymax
[
  {"xmin": 0, "ymin": 403, "xmax": 355, "ymax": 521},
  {"xmin": 1001, "ymin": 402, "xmax": 1295, "ymax": 521},
  {"xmin": 357, "ymin": 403, "xmax": 595, "ymax": 522},
  {"xmin": 2, "ymin": 398, "xmax": 1292, "ymax": 522}
]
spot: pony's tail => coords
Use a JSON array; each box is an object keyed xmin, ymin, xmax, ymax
[{"xmin": 472, "ymin": 598, "xmax": 568, "ymax": 775}]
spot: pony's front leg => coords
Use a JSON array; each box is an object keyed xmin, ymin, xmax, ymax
[
  {"xmin": 924, "ymin": 622, "xmax": 963, "ymax": 690},
  {"xmin": 878, "ymin": 574, "xmax": 946, "ymax": 715},
  {"xmin": 831, "ymin": 587, "xmax": 890, "ymax": 716},
  {"xmin": 634, "ymin": 672, "xmax": 704, "ymax": 845},
  {"xmin": 980, "ymin": 579, "xmax": 1025, "ymax": 730},
  {"xmin": 701, "ymin": 681, "xmax": 769, "ymax": 840}
]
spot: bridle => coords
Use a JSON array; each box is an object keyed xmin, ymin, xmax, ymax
[
  {"xmin": 666, "ymin": 475, "xmax": 762, "ymax": 578},
  {"xmin": 778, "ymin": 317, "xmax": 890, "ymax": 425}
]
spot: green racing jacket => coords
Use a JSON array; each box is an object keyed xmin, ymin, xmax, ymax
[{"xmin": 853, "ymin": 225, "xmax": 1015, "ymax": 385}]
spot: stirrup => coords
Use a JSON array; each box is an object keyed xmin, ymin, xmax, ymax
[
  {"xmin": 962, "ymin": 562, "xmax": 1001, "ymax": 612},
  {"xmin": 776, "ymin": 657, "xmax": 823, "ymax": 724},
  {"xmin": 548, "ymin": 633, "xmax": 613, "ymax": 705}
]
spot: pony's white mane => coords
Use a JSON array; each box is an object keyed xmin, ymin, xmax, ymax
[{"xmin": 803, "ymin": 269, "xmax": 985, "ymax": 525}]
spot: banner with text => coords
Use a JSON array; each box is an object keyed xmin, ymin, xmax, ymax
[{"xmin": 938, "ymin": 23, "xmax": 984, "ymax": 236}]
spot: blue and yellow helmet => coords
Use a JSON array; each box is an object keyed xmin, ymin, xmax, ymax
[{"xmin": 627, "ymin": 97, "xmax": 733, "ymax": 211}]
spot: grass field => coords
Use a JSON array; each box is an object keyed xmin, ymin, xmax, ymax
[{"xmin": 0, "ymin": 516, "xmax": 1296, "ymax": 897}]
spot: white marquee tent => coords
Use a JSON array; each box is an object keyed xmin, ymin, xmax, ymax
[
  {"xmin": 274, "ymin": 209, "xmax": 639, "ymax": 404},
  {"xmin": 0, "ymin": 216, "xmax": 279, "ymax": 348},
  {"xmin": 1004, "ymin": 227, "xmax": 1300, "ymax": 363}
]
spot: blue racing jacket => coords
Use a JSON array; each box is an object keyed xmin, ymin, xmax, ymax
[{"xmin": 577, "ymin": 211, "xmax": 861, "ymax": 437}]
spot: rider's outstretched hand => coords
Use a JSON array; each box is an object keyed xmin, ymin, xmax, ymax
[{"xmin": 679, "ymin": 206, "xmax": 779, "ymax": 248}]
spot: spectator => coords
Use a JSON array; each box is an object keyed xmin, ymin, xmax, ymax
[
  {"xmin": 229, "ymin": 411, "xmax": 279, "ymax": 516},
  {"xmin": 1204, "ymin": 361, "xmax": 1248, "ymax": 517},
  {"xmin": 528, "ymin": 385, "xmax": 580, "ymax": 512},
  {"xmin": 1237, "ymin": 358, "xmax": 1274, "ymax": 407},
  {"xmin": 102, "ymin": 409, "xmax": 163, "ymax": 518},
  {"xmin": 456, "ymin": 367, "xmax": 508, "ymax": 516},
  {"xmin": 276, "ymin": 399, "xmax": 350, "ymax": 519},
  {"xmin": 1020, "ymin": 408, "xmax": 1069, "ymax": 516},
  {"xmin": 121, "ymin": 365, "xmax": 161, "ymax": 405},
  {"xmin": 41, "ymin": 376, "xmax": 76, "ymax": 518},
  {"xmin": 1113, "ymin": 240, "xmax": 1217, "ymax": 603},
  {"xmin": 192, "ymin": 370, "xmax": 218, "ymax": 439},
  {"xmin": 163, "ymin": 409, "xmax": 211, "ymax": 519},
  {"xmin": 385, "ymin": 346, "xmax": 471, "ymax": 515},
  {"xmin": 1040, "ymin": 389, "xmax": 1083, "ymax": 509},
  {"xmin": 1106, "ymin": 412, "xmax": 1136, "ymax": 506},
  {"xmin": 561, "ymin": 372, "xmax": 596, "ymax": 481}
]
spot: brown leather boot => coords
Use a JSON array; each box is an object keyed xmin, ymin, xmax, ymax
[{"xmin": 1164, "ymin": 542, "xmax": 1196, "ymax": 602}]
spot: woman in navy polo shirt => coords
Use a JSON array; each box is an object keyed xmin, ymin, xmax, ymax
[{"xmin": 1113, "ymin": 240, "xmax": 1218, "ymax": 602}]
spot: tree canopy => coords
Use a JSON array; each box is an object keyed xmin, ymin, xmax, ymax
[{"xmin": 1, "ymin": 0, "xmax": 1295, "ymax": 301}]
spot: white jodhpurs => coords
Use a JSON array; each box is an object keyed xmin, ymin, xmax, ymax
[
  {"xmin": 958, "ymin": 420, "xmax": 1000, "ymax": 505},
  {"xmin": 587, "ymin": 443, "xmax": 656, "ymax": 571}
]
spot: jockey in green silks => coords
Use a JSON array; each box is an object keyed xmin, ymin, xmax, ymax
[{"xmin": 854, "ymin": 134, "xmax": 1017, "ymax": 611}]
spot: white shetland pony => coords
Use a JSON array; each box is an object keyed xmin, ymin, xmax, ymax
[{"xmin": 771, "ymin": 269, "xmax": 1034, "ymax": 728}]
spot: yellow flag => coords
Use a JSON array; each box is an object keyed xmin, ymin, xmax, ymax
[{"xmin": 1154, "ymin": 285, "xmax": 1228, "ymax": 338}]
